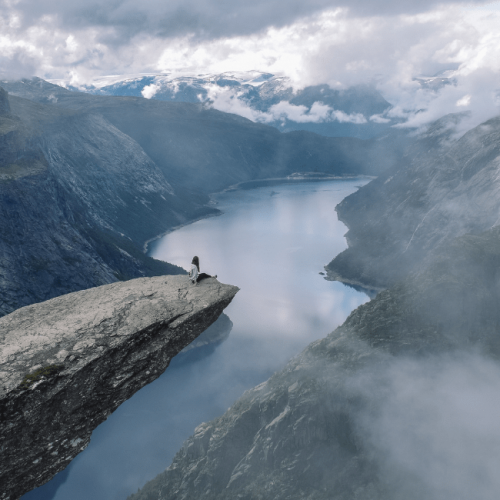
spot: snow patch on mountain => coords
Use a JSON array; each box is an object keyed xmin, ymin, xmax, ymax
[{"xmin": 49, "ymin": 71, "xmax": 394, "ymax": 139}]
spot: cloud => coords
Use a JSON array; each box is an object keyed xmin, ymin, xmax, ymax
[
  {"xmin": 1, "ymin": 1, "xmax": 500, "ymax": 133},
  {"xmin": 3, "ymin": 0, "xmax": 491, "ymax": 44},
  {"xmin": 203, "ymin": 85, "xmax": 267, "ymax": 121},
  {"xmin": 385, "ymin": 66, "xmax": 500, "ymax": 134},
  {"xmin": 370, "ymin": 114, "xmax": 391, "ymax": 123},
  {"xmin": 0, "ymin": 51, "xmax": 37, "ymax": 80},
  {"xmin": 456, "ymin": 94, "xmax": 471, "ymax": 107},
  {"xmin": 331, "ymin": 109, "xmax": 368, "ymax": 124},
  {"xmin": 298, "ymin": 6, "xmax": 500, "ymax": 132},
  {"xmin": 267, "ymin": 101, "xmax": 367, "ymax": 124},
  {"xmin": 204, "ymin": 85, "xmax": 368, "ymax": 124},
  {"xmin": 0, "ymin": 15, "xmax": 38, "ymax": 79},
  {"xmin": 351, "ymin": 352, "xmax": 500, "ymax": 500},
  {"xmin": 141, "ymin": 83, "xmax": 160, "ymax": 99}
]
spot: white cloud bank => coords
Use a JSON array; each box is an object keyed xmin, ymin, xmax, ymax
[
  {"xmin": 141, "ymin": 83, "xmax": 160, "ymax": 99},
  {"xmin": 269, "ymin": 101, "xmax": 367, "ymax": 124},
  {"xmin": 1, "ymin": 2, "xmax": 500, "ymax": 130},
  {"xmin": 203, "ymin": 85, "xmax": 367, "ymax": 124}
]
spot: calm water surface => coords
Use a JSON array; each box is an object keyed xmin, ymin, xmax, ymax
[{"xmin": 24, "ymin": 179, "xmax": 369, "ymax": 500}]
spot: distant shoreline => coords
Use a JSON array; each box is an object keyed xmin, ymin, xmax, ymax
[
  {"xmin": 220, "ymin": 173, "xmax": 374, "ymax": 193},
  {"xmin": 143, "ymin": 174, "xmax": 374, "ymax": 255},
  {"xmin": 142, "ymin": 210, "xmax": 222, "ymax": 254}
]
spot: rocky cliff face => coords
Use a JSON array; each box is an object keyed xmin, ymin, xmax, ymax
[
  {"xmin": 326, "ymin": 114, "xmax": 500, "ymax": 289},
  {"xmin": 128, "ymin": 114, "xmax": 500, "ymax": 500},
  {"xmin": 0, "ymin": 89, "xmax": 211, "ymax": 316},
  {"xmin": 0, "ymin": 275, "xmax": 238, "ymax": 500}
]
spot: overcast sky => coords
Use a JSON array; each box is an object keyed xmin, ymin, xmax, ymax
[{"xmin": 1, "ymin": 0, "xmax": 500, "ymax": 128}]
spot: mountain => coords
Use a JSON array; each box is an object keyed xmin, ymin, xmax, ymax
[
  {"xmin": 0, "ymin": 88, "xmax": 203, "ymax": 316},
  {"xmin": 326, "ymin": 113, "xmax": 500, "ymax": 290},
  {"xmin": 48, "ymin": 71, "xmax": 394, "ymax": 139},
  {"xmin": 0, "ymin": 79, "xmax": 403, "ymax": 316},
  {"xmin": 1, "ymin": 78, "xmax": 399, "ymax": 192},
  {"xmin": 128, "ymin": 113, "xmax": 500, "ymax": 500}
]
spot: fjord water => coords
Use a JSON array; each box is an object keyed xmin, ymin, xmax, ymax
[{"xmin": 24, "ymin": 179, "xmax": 369, "ymax": 500}]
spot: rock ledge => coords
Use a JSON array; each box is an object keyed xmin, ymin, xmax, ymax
[{"xmin": 0, "ymin": 275, "xmax": 238, "ymax": 500}]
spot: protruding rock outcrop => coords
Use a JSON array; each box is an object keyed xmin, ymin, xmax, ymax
[{"xmin": 0, "ymin": 275, "xmax": 239, "ymax": 500}]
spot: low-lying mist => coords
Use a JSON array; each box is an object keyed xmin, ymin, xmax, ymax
[{"xmin": 350, "ymin": 350, "xmax": 500, "ymax": 500}]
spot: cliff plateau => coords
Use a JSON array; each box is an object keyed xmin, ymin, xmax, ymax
[{"xmin": 0, "ymin": 275, "xmax": 238, "ymax": 500}]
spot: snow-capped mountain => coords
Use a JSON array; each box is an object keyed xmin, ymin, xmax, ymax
[{"xmin": 51, "ymin": 71, "xmax": 394, "ymax": 139}]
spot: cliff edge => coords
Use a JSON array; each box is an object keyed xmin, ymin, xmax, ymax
[{"xmin": 0, "ymin": 275, "xmax": 239, "ymax": 500}]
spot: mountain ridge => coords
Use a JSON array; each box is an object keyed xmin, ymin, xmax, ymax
[
  {"xmin": 16, "ymin": 73, "xmax": 394, "ymax": 139},
  {"xmin": 326, "ymin": 114, "xmax": 500, "ymax": 289},
  {"xmin": 0, "ymin": 79, "xmax": 409, "ymax": 317}
]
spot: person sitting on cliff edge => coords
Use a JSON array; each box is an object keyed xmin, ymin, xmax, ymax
[{"xmin": 189, "ymin": 256, "xmax": 217, "ymax": 285}]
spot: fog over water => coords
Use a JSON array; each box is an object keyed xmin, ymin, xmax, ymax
[{"xmin": 23, "ymin": 179, "xmax": 369, "ymax": 500}]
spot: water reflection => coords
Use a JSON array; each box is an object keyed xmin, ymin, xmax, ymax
[{"xmin": 24, "ymin": 179, "xmax": 369, "ymax": 500}]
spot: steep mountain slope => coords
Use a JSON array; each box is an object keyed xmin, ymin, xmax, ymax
[
  {"xmin": 128, "ymin": 114, "xmax": 500, "ymax": 499},
  {"xmin": 326, "ymin": 114, "xmax": 500, "ymax": 289},
  {"xmin": 0, "ymin": 90, "xmax": 197, "ymax": 316}
]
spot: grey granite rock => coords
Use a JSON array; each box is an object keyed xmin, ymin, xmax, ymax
[
  {"xmin": 0, "ymin": 275, "xmax": 239, "ymax": 500},
  {"xmin": 179, "ymin": 312, "xmax": 233, "ymax": 354}
]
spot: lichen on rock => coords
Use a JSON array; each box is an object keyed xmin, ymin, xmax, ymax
[{"xmin": 17, "ymin": 365, "xmax": 64, "ymax": 391}]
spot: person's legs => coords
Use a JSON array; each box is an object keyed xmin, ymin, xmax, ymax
[{"xmin": 197, "ymin": 273, "xmax": 217, "ymax": 281}]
